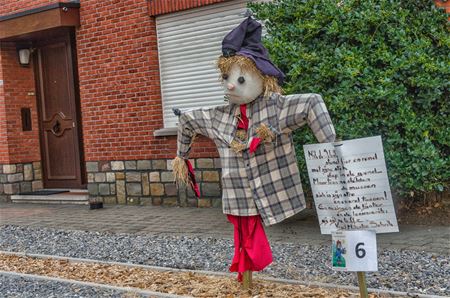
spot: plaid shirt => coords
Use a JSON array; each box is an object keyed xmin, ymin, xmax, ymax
[{"xmin": 177, "ymin": 92, "xmax": 336, "ymax": 225}]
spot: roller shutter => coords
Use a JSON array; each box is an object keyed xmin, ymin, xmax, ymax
[{"xmin": 156, "ymin": 0, "xmax": 250, "ymax": 128}]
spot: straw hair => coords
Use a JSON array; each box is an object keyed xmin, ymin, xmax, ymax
[
  {"xmin": 172, "ymin": 156, "xmax": 189, "ymax": 186},
  {"xmin": 217, "ymin": 55, "xmax": 283, "ymax": 98},
  {"xmin": 230, "ymin": 140, "xmax": 246, "ymax": 154},
  {"xmin": 235, "ymin": 129, "xmax": 247, "ymax": 141},
  {"xmin": 173, "ymin": 132, "xmax": 198, "ymax": 186},
  {"xmin": 262, "ymin": 76, "xmax": 282, "ymax": 98},
  {"xmin": 256, "ymin": 123, "xmax": 275, "ymax": 142}
]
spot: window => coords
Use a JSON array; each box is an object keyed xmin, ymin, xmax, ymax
[{"xmin": 156, "ymin": 0, "xmax": 250, "ymax": 128}]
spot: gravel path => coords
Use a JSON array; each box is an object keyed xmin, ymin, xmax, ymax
[
  {"xmin": 0, "ymin": 225, "xmax": 448, "ymax": 296},
  {"xmin": 0, "ymin": 273, "xmax": 140, "ymax": 298}
]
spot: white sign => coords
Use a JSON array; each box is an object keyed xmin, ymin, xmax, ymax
[
  {"xmin": 332, "ymin": 230, "xmax": 378, "ymax": 272},
  {"xmin": 304, "ymin": 136, "xmax": 398, "ymax": 234}
]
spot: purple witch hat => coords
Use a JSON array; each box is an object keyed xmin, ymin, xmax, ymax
[{"xmin": 222, "ymin": 16, "xmax": 285, "ymax": 85}]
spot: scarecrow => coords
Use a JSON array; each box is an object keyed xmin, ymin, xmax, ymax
[{"xmin": 173, "ymin": 16, "xmax": 336, "ymax": 287}]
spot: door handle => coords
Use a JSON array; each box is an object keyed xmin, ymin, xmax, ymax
[{"xmin": 52, "ymin": 120, "xmax": 61, "ymax": 134}]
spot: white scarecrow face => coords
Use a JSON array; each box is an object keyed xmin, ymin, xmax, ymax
[{"xmin": 222, "ymin": 63, "xmax": 264, "ymax": 105}]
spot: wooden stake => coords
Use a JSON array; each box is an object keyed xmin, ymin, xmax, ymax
[
  {"xmin": 242, "ymin": 270, "xmax": 253, "ymax": 289},
  {"xmin": 357, "ymin": 271, "xmax": 368, "ymax": 298}
]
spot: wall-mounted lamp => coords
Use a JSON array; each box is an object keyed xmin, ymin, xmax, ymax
[{"xmin": 16, "ymin": 47, "xmax": 34, "ymax": 67}]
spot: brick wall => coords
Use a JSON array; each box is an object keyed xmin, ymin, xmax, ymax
[
  {"xmin": 0, "ymin": 0, "xmax": 53, "ymax": 165},
  {"xmin": 76, "ymin": 0, "xmax": 219, "ymax": 162},
  {"xmin": 0, "ymin": 0, "xmax": 57, "ymax": 15},
  {"xmin": 0, "ymin": 43, "xmax": 40, "ymax": 164},
  {"xmin": 0, "ymin": 0, "xmax": 220, "ymax": 166},
  {"xmin": 0, "ymin": 50, "xmax": 7, "ymax": 163},
  {"xmin": 148, "ymin": 0, "xmax": 228, "ymax": 16},
  {"xmin": 76, "ymin": 0, "xmax": 162, "ymax": 161}
]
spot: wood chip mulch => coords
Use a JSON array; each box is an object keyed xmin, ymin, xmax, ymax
[{"xmin": 0, "ymin": 254, "xmax": 390, "ymax": 297}]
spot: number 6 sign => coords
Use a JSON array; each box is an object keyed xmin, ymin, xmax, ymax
[{"xmin": 332, "ymin": 230, "xmax": 378, "ymax": 272}]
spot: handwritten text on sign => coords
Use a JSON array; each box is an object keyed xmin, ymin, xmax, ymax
[{"xmin": 304, "ymin": 136, "xmax": 398, "ymax": 234}]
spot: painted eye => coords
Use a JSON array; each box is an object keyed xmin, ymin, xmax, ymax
[
  {"xmin": 238, "ymin": 76, "xmax": 245, "ymax": 84},
  {"xmin": 222, "ymin": 74, "xmax": 229, "ymax": 80}
]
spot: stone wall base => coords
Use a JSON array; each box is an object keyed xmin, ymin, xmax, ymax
[
  {"xmin": 87, "ymin": 158, "xmax": 222, "ymax": 207},
  {"xmin": 0, "ymin": 162, "xmax": 43, "ymax": 202}
]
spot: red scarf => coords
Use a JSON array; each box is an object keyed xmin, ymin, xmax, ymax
[{"xmin": 238, "ymin": 104, "xmax": 261, "ymax": 153}]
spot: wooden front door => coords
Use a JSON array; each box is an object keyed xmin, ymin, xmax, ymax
[{"xmin": 35, "ymin": 31, "xmax": 84, "ymax": 189}]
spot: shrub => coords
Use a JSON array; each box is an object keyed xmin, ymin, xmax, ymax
[{"xmin": 248, "ymin": 0, "xmax": 449, "ymax": 198}]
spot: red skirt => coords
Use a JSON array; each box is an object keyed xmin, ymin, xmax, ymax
[{"xmin": 227, "ymin": 214, "xmax": 273, "ymax": 281}]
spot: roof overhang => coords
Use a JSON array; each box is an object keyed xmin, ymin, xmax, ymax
[{"xmin": 0, "ymin": 2, "xmax": 80, "ymax": 40}]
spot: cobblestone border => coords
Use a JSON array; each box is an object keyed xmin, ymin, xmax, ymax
[
  {"xmin": 0, "ymin": 162, "xmax": 43, "ymax": 202},
  {"xmin": 87, "ymin": 158, "xmax": 222, "ymax": 207}
]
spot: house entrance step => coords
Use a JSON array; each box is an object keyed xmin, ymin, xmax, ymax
[{"xmin": 11, "ymin": 189, "xmax": 89, "ymax": 205}]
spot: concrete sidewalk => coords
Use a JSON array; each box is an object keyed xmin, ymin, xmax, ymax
[{"xmin": 0, "ymin": 203, "xmax": 448, "ymax": 255}]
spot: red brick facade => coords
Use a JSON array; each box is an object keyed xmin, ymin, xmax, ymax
[
  {"xmin": 0, "ymin": 48, "xmax": 6, "ymax": 163},
  {"xmin": 0, "ymin": 57, "xmax": 6, "ymax": 162},
  {"xmin": 148, "ymin": 0, "xmax": 227, "ymax": 16},
  {"xmin": 0, "ymin": 44, "xmax": 40, "ymax": 164},
  {"xmin": 0, "ymin": 0, "xmax": 222, "ymax": 167},
  {"xmin": 0, "ymin": 0, "xmax": 57, "ymax": 15},
  {"xmin": 76, "ymin": 0, "xmax": 167, "ymax": 161}
]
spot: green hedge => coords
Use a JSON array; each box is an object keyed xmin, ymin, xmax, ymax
[{"xmin": 248, "ymin": 0, "xmax": 449, "ymax": 197}]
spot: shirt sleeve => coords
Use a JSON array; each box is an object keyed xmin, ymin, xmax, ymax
[
  {"xmin": 278, "ymin": 93, "xmax": 336, "ymax": 143},
  {"xmin": 177, "ymin": 107, "xmax": 215, "ymax": 158}
]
